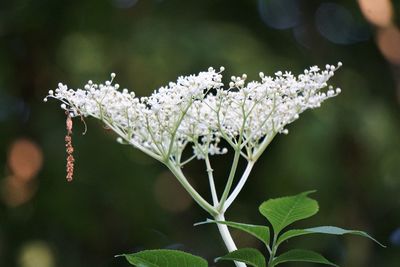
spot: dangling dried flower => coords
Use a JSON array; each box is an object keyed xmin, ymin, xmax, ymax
[{"xmin": 65, "ymin": 112, "xmax": 74, "ymax": 182}]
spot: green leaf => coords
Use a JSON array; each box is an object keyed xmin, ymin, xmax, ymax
[
  {"xmin": 277, "ymin": 226, "xmax": 386, "ymax": 247},
  {"xmin": 216, "ymin": 248, "xmax": 266, "ymax": 267},
  {"xmin": 195, "ymin": 219, "xmax": 270, "ymax": 246},
  {"xmin": 272, "ymin": 249, "xmax": 338, "ymax": 267},
  {"xmin": 259, "ymin": 191, "xmax": 319, "ymax": 235},
  {"xmin": 120, "ymin": 249, "xmax": 208, "ymax": 267}
]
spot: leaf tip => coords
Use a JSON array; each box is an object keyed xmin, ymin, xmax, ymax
[{"xmin": 302, "ymin": 190, "xmax": 317, "ymax": 196}]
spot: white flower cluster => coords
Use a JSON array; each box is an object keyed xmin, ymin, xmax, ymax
[{"xmin": 44, "ymin": 63, "xmax": 342, "ymax": 164}]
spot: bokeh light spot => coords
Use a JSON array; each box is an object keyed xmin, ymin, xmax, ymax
[
  {"xmin": 153, "ymin": 172, "xmax": 193, "ymax": 213},
  {"xmin": 18, "ymin": 241, "xmax": 55, "ymax": 267},
  {"xmin": 377, "ymin": 25, "xmax": 400, "ymax": 65},
  {"xmin": 1, "ymin": 176, "xmax": 37, "ymax": 207},
  {"xmin": 382, "ymin": 161, "xmax": 400, "ymax": 187},
  {"xmin": 8, "ymin": 139, "xmax": 43, "ymax": 182},
  {"xmin": 358, "ymin": 0, "xmax": 393, "ymax": 27},
  {"xmin": 292, "ymin": 24, "xmax": 313, "ymax": 49},
  {"xmin": 0, "ymin": 94, "xmax": 27, "ymax": 122},
  {"xmin": 57, "ymin": 33, "xmax": 107, "ymax": 75},
  {"xmin": 258, "ymin": 0, "xmax": 301, "ymax": 30},
  {"xmin": 390, "ymin": 228, "xmax": 400, "ymax": 246},
  {"xmin": 316, "ymin": 3, "xmax": 370, "ymax": 44}
]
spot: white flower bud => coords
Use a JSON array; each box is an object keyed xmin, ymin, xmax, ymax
[{"xmin": 238, "ymin": 80, "xmax": 245, "ymax": 87}]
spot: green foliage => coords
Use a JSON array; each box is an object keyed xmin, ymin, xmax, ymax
[
  {"xmin": 216, "ymin": 248, "xmax": 266, "ymax": 267},
  {"xmin": 259, "ymin": 191, "xmax": 318, "ymax": 235},
  {"xmin": 195, "ymin": 219, "xmax": 270, "ymax": 246},
  {"xmin": 210, "ymin": 191, "xmax": 383, "ymax": 267},
  {"xmin": 271, "ymin": 249, "xmax": 338, "ymax": 267},
  {"xmin": 120, "ymin": 249, "xmax": 208, "ymax": 267},
  {"xmin": 277, "ymin": 226, "xmax": 386, "ymax": 247},
  {"xmin": 122, "ymin": 192, "xmax": 383, "ymax": 267}
]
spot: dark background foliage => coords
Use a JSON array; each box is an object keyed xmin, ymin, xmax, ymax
[{"xmin": 0, "ymin": 0, "xmax": 399, "ymax": 266}]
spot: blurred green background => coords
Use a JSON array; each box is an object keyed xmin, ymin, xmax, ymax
[{"xmin": 1, "ymin": 0, "xmax": 399, "ymax": 266}]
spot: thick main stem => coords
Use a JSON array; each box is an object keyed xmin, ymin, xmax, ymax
[{"xmin": 215, "ymin": 213, "xmax": 247, "ymax": 267}]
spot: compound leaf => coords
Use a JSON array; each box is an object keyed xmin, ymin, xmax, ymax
[
  {"xmin": 120, "ymin": 249, "xmax": 208, "ymax": 267},
  {"xmin": 216, "ymin": 248, "xmax": 266, "ymax": 267},
  {"xmin": 272, "ymin": 249, "xmax": 338, "ymax": 267},
  {"xmin": 259, "ymin": 191, "xmax": 318, "ymax": 235}
]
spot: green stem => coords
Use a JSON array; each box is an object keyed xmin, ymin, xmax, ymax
[
  {"xmin": 166, "ymin": 162, "xmax": 218, "ymax": 216},
  {"xmin": 166, "ymin": 100, "xmax": 193, "ymax": 158},
  {"xmin": 222, "ymin": 160, "xmax": 255, "ymax": 212},
  {"xmin": 205, "ymin": 155, "xmax": 219, "ymax": 206},
  {"xmin": 252, "ymin": 132, "xmax": 277, "ymax": 161},
  {"xmin": 268, "ymin": 234, "xmax": 278, "ymax": 267},
  {"xmin": 218, "ymin": 148, "xmax": 241, "ymax": 211},
  {"xmin": 101, "ymin": 119, "xmax": 163, "ymax": 162}
]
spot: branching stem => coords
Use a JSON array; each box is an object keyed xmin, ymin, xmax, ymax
[
  {"xmin": 222, "ymin": 161, "xmax": 255, "ymax": 212},
  {"xmin": 205, "ymin": 155, "xmax": 219, "ymax": 206},
  {"xmin": 166, "ymin": 162, "xmax": 218, "ymax": 217}
]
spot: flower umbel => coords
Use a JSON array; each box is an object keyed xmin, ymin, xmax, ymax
[{"xmin": 45, "ymin": 63, "xmax": 341, "ymax": 165}]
